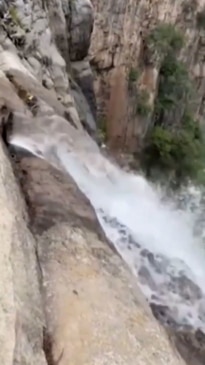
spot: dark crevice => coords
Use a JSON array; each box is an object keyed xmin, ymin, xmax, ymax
[
  {"xmin": 64, "ymin": 110, "xmax": 77, "ymax": 129},
  {"xmin": 67, "ymin": 0, "xmax": 73, "ymax": 54},
  {"xmin": 43, "ymin": 328, "xmax": 64, "ymax": 365},
  {"xmin": 0, "ymin": 107, "xmax": 13, "ymax": 145},
  {"xmin": 43, "ymin": 328, "xmax": 54, "ymax": 365}
]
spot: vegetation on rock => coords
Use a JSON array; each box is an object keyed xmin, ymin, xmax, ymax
[
  {"xmin": 142, "ymin": 113, "xmax": 205, "ymax": 185},
  {"xmin": 146, "ymin": 23, "xmax": 184, "ymax": 59},
  {"xmin": 154, "ymin": 54, "xmax": 191, "ymax": 120},
  {"xmin": 9, "ymin": 6, "xmax": 24, "ymax": 28},
  {"xmin": 128, "ymin": 67, "xmax": 151, "ymax": 118},
  {"xmin": 141, "ymin": 23, "xmax": 205, "ymax": 186},
  {"xmin": 128, "ymin": 67, "xmax": 139, "ymax": 85},
  {"xmin": 136, "ymin": 90, "xmax": 151, "ymax": 117},
  {"xmin": 98, "ymin": 116, "xmax": 108, "ymax": 143}
]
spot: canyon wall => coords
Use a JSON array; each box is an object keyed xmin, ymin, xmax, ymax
[
  {"xmin": 0, "ymin": 1, "xmax": 187, "ymax": 365},
  {"xmin": 0, "ymin": 1, "xmax": 205, "ymax": 365},
  {"xmin": 90, "ymin": 0, "xmax": 205, "ymax": 152}
]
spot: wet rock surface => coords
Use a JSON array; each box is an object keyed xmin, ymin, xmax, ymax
[
  {"xmin": 0, "ymin": 1, "xmax": 204, "ymax": 365},
  {"xmin": 0, "ymin": 77, "xmax": 185, "ymax": 363},
  {"xmin": 1, "ymin": 140, "xmax": 185, "ymax": 365},
  {"xmin": 0, "ymin": 68, "xmax": 203, "ymax": 364},
  {"xmin": 170, "ymin": 329, "xmax": 205, "ymax": 365}
]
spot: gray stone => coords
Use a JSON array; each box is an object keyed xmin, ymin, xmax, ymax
[
  {"xmin": 71, "ymin": 60, "xmax": 97, "ymax": 119},
  {"xmin": 68, "ymin": 0, "xmax": 94, "ymax": 61}
]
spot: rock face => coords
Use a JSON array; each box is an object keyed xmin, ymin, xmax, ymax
[
  {"xmin": 0, "ymin": 1, "xmax": 187, "ymax": 358},
  {"xmin": 0, "ymin": 0, "xmax": 96, "ymax": 134},
  {"xmin": 0, "ymin": 1, "xmax": 201, "ymax": 365},
  {"xmin": 0, "ymin": 138, "xmax": 186, "ymax": 365},
  {"xmin": 90, "ymin": 0, "xmax": 205, "ymax": 151},
  {"xmin": 0, "ymin": 141, "xmax": 47, "ymax": 365}
]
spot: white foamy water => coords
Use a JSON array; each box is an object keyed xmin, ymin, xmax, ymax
[{"xmin": 9, "ymin": 132, "xmax": 205, "ymax": 331}]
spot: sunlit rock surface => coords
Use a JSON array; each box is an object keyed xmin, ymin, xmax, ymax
[
  {"xmin": 0, "ymin": 138, "xmax": 185, "ymax": 365},
  {"xmin": 0, "ymin": 1, "xmax": 203, "ymax": 365}
]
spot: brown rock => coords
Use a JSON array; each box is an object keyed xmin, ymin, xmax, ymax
[{"xmin": 90, "ymin": 0, "xmax": 205, "ymax": 151}]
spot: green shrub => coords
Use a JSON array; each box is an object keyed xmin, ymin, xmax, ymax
[
  {"xmin": 196, "ymin": 9, "xmax": 205, "ymax": 29},
  {"xmin": 142, "ymin": 113, "xmax": 205, "ymax": 184},
  {"xmin": 147, "ymin": 23, "xmax": 184, "ymax": 57},
  {"xmin": 155, "ymin": 54, "xmax": 191, "ymax": 117},
  {"xmin": 142, "ymin": 53, "xmax": 203, "ymax": 185},
  {"xmin": 136, "ymin": 90, "xmax": 151, "ymax": 117},
  {"xmin": 128, "ymin": 68, "xmax": 139, "ymax": 83},
  {"xmin": 127, "ymin": 68, "xmax": 151, "ymax": 118},
  {"xmin": 98, "ymin": 116, "xmax": 108, "ymax": 142},
  {"xmin": 141, "ymin": 23, "xmax": 204, "ymax": 186}
]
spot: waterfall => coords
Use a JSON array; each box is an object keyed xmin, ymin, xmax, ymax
[{"xmin": 8, "ymin": 115, "xmax": 205, "ymax": 332}]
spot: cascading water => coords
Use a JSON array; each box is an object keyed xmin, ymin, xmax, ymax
[{"xmin": 8, "ymin": 116, "xmax": 205, "ymax": 333}]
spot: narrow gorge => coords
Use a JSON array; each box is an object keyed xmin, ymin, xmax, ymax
[{"xmin": 0, "ymin": 1, "xmax": 205, "ymax": 365}]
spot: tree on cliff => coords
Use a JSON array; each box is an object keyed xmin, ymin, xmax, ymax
[{"xmin": 140, "ymin": 23, "xmax": 205, "ymax": 186}]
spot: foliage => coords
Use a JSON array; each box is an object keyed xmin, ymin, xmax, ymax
[
  {"xmin": 140, "ymin": 23, "xmax": 205, "ymax": 186},
  {"xmin": 97, "ymin": 116, "xmax": 108, "ymax": 143},
  {"xmin": 142, "ymin": 113, "xmax": 205, "ymax": 185},
  {"xmin": 136, "ymin": 90, "xmax": 151, "ymax": 117},
  {"xmin": 128, "ymin": 67, "xmax": 151, "ymax": 118},
  {"xmin": 147, "ymin": 23, "xmax": 184, "ymax": 57},
  {"xmin": 9, "ymin": 6, "xmax": 24, "ymax": 28},
  {"xmin": 128, "ymin": 67, "xmax": 139, "ymax": 84},
  {"xmin": 154, "ymin": 54, "xmax": 191, "ymax": 119},
  {"xmin": 196, "ymin": 9, "xmax": 205, "ymax": 29},
  {"xmin": 130, "ymin": 24, "xmax": 184, "ymax": 122}
]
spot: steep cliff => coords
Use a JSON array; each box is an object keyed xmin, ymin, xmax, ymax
[
  {"xmin": 0, "ymin": 1, "xmax": 188, "ymax": 365},
  {"xmin": 0, "ymin": 0, "xmax": 96, "ymax": 134},
  {"xmin": 90, "ymin": 0, "xmax": 205, "ymax": 155},
  {"xmin": 1, "ymin": 136, "xmax": 189, "ymax": 365}
]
